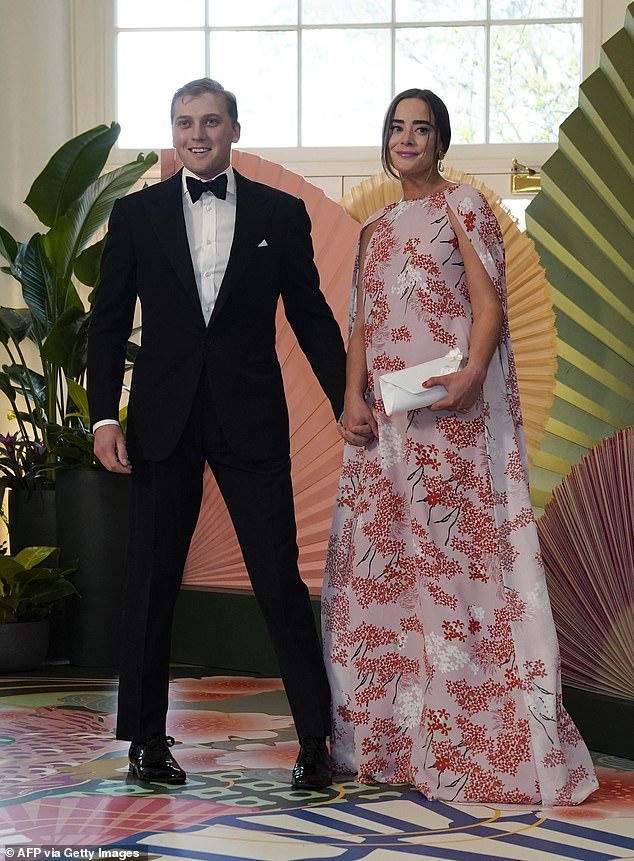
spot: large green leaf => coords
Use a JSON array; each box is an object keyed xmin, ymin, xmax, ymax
[
  {"xmin": 46, "ymin": 426, "xmax": 98, "ymax": 470},
  {"xmin": 21, "ymin": 577, "xmax": 78, "ymax": 607},
  {"xmin": 4, "ymin": 364, "xmax": 46, "ymax": 408},
  {"xmin": 24, "ymin": 124, "xmax": 121, "ymax": 228},
  {"xmin": 16, "ymin": 235, "xmax": 55, "ymax": 336},
  {"xmin": 65, "ymin": 377, "xmax": 90, "ymax": 421},
  {"xmin": 0, "ymin": 307, "xmax": 32, "ymax": 345},
  {"xmin": 126, "ymin": 340, "xmax": 140, "ymax": 364},
  {"xmin": 16, "ymin": 235, "xmax": 85, "ymax": 346},
  {"xmin": 0, "ymin": 602, "xmax": 19, "ymax": 623},
  {"xmin": 44, "ymin": 151, "xmax": 158, "ymax": 285},
  {"xmin": 74, "ymin": 237, "xmax": 105, "ymax": 288},
  {"xmin": 41, "ymin": 307, "xmax": 90, "ymax": 378},
  {"xmin": 0, "ymin": 225, "xmax": 18, "ymax": 265},
  {"xmin": 14, "ymin": 545, "xmax": 58, "ymax": 569},
  {"xmin": 0, "ymin": 555, "xmax": 23, "ymax": 578},
  {"xmin": 0, "ymin": 371, "xmax": 17, "ymax": 404}
]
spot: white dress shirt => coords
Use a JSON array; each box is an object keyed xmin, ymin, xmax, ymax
[
  {"xmin": 182, "ymin": 165, "xmax": 237, "ymax": 324},
  {"xmin": 93, "ymin": 166, "xmax": 237, "ymax": 431}
]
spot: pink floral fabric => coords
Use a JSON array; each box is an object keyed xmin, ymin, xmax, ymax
[{"xmin": 322, "ymin": 184, "xmax": 598, "ymax": 806}]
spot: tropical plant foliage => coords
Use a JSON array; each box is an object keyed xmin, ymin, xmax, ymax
[
  {"xmin": 0, "ymin": 124, "xmax": 156, "ymax": 498},
  {"xmin": 0, "ymin": 545, "xmax": 78, "ymax": 623}
]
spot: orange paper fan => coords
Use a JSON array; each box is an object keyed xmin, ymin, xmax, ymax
[
  {"xmin": 165, "ymin": 150, "xmax": 362, "ymax": 593},
  {"xmin": 341, "ymin": 169, "xmax": 557, "ymax": 465}
]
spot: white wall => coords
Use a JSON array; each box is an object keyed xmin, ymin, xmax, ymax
[
  {"xmin": 0, "ymin": 0, "xmax": 74, "ymax": 542},
  {"xmin": 0, "ymin": 0, "xmax": 73, "ymax": 300}
]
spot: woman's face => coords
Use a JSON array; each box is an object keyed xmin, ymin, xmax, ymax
[{"xmin": 387, "ymin": 97, "xmax": 439, "ymax": 181}]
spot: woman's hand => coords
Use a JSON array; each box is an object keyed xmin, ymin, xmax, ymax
[
  {"xmin": 424, "ymin": 365, "xmax": 486, "ymax": 414},
  {"xmin": 338, "ymin": 392, "xmax": 378, "ymax": 446}
]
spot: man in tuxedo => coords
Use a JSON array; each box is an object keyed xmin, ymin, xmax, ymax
[{"xmin": 87, "ymin": 78, "xmax": 345, "ymax": 788}]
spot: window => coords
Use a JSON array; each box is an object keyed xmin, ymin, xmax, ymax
[{"xmin": 113, "ymin": 0, "xmax": 583, "ymax": 150}]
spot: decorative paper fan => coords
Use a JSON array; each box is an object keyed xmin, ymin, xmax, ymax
[
  {"xmin": 340, "ymin": 168, "xmax": 557, "ymax": 467},
  {"xmin": 525, "ymin": 4, "xmax": 634, "ymax": 512},
  {"xmin": 537, "ymin": 426, "xmax": 634, "ymax": 700},
  {"xmin": 159, "ymin": 150, "xmax": 362, "ymax": 593}
]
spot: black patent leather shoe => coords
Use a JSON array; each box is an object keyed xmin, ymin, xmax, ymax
[
  {"xmin": 128, "ymin": 734, "xmax": 186, "ymax": 784},
  {"xmin": 291, "ymin": 737, "xmax": 332, "ymax": 788}
]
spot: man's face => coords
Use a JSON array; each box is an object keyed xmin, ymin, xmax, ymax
[{"xmin": 172, "ymin": 92, "xmax": 240, "ymax": 179}]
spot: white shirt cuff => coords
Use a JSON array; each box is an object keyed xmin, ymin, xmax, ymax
[{"xmin": 93, "ymin": 419, "xmax": 120, "ymax": 431}]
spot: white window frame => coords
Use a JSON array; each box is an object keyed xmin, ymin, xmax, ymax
[{"xmin": 69, "ymin": 0, "xmax": 607, "ymax": 200}]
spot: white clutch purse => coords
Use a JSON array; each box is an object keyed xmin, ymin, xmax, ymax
[{"xmin": 379, "ymin": 348, "xmax": 464, "ymax": 416}]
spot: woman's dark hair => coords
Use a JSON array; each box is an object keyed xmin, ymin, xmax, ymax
[{"xmin": 381, "ymin": 89, "xmax": 451, "ymax": 179}]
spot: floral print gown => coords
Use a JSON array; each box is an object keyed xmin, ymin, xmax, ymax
[{"xmin": 322, "ymin": 184, "xmax": 598, "ymax": 806}]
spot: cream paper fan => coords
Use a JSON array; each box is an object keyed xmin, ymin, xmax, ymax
[{"xmin": 341, "ymin": 169, "xmax": 557, "ymax": 466}]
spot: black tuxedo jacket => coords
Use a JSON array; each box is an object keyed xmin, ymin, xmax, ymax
[{"xmin": 87, "ymin": 169, "xmax": 346, "ymax": 462}]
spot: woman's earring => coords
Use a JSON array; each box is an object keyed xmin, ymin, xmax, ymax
[{"xmin": 437, "ymin": 151, "xmax": 446, "ymax": 173}]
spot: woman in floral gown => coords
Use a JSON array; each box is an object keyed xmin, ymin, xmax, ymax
[{"xmin": 322, "ymin": 89, "xmax": 598, "ymax": 806}]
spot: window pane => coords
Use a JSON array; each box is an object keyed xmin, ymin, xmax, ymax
[
  {"xmin": 117, "ymin": 0, "xmax": 205, "ymax": 28},
  {"xmin": 210, "ymin": 0, "xmax": 297, "ymax": 26},
  {"xmin": 117, "ymin": 32, "xmax": 205, "ymax": 148},
  {"xmin": 490, "ymin": 1, "xmax": 582, "ymax": 17},
  {"xmin": 396, "ymin": 0, "xmax": 485, "ymax": 22},
  {"xmin": 302, "ymin": 29, "xmax": 391, "ymax": 146},
  {"xmin": 489, "ymin": 23, "xmax": 581, "ymax": 142},
  {"xmin": 302, "ymin": 0, "xmax": 391, "ymax": 25},
  {"xmin": 395, "ymin": 27, "xmax": 486, "ymax": 144},
  {"xmin": 209, "ymin": 31, "xmax": 297, "ymax": 146}
]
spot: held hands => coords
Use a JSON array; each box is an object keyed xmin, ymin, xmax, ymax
[
  {"xmin": 93, "ymin": 424, "xmax": 132, "ymax": 474},
  {"xmin": 424, "ymin": 365, "xmax": 485, "ymax": 413},
  {"xmin": 338, "ymin": 392, "xmax": 378, "ymax": 447}
]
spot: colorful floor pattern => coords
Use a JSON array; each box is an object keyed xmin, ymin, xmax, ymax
[{"xmin": 0, "ymin": 668, "xmax": 633, "ymax": 860}]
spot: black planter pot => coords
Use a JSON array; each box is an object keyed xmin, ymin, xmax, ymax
[
  {"xmin": 55, "ymin": 469, "xmax": 131, "ymax": 668},
  {"xmin": 6, "ymin": 487, "xmax": 67, "ymax": 662},
  {"xmin": 7, "ymin": 487, "xmax": 57, "ymax": 552},
  {"xmin": 0, "ymin": 619, "xmax": 50, "ymax": 671}
]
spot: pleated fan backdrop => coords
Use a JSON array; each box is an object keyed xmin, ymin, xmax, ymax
[
  {"xmin": 525, "ymin": 3, "xmax": 634, "ymax": 510},
  {"xmin": 537, "ymin": 426, "xmax": 633, "ymax": 701},
  {"xmin": 167, "ymin": 150, "xmax": 361, "ymax": 593}
]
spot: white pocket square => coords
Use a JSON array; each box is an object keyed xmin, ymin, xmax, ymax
[
  {"xmin": 258, "ymin": 239, "xmax": 268, "ymax": 247},
  {"xmin": 379, "ymin": 349, "xmax": 463, "ymax": 416}
]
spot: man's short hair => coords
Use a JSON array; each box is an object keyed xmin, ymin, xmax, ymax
[{"xmin": 171, "ymin": 78, "xmax": 239, "ymax": 125}]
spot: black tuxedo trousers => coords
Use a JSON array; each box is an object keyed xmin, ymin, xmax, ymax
[{"xmin": 116, "ymin": 371, "xmax": 332, "ymax": 743}]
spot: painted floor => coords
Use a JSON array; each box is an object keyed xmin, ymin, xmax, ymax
[{"xmin": 0, "ymin": 668, "xmax": 633, "ymax": 861}]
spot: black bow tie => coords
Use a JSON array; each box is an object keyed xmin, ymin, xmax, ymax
[{"xmin": 186, "ymin": 174, "xmax": 228, "ymax": 202}]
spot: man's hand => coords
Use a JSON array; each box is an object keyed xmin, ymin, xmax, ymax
[
  {"xmin": 93, "ymin": 424, "xmax": 132, "ymax": 474},
  {"xmin": 338, "ymin": 393, "xmax": 378, "ymax": 447}
]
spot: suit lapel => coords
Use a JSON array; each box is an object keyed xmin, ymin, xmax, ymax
[
  {"xmin": 208, "ymin": 171, "xmax": 273, "ymax": 325},
  {"xmin": 143, "ymin": 171, "xmax": 203, "ymax": 319}
]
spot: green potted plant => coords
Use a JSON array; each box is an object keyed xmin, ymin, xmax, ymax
[
  {"xmin": 0, "ymin": 123, "xmax": 154, "ymax": 541},
  {"xmin": 0, "ymin": 544, "xmax": 78, "ymax": 671},
  {"xmin": 0, "ymin": 125, "xmax": 155, "ymax": 666}
]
